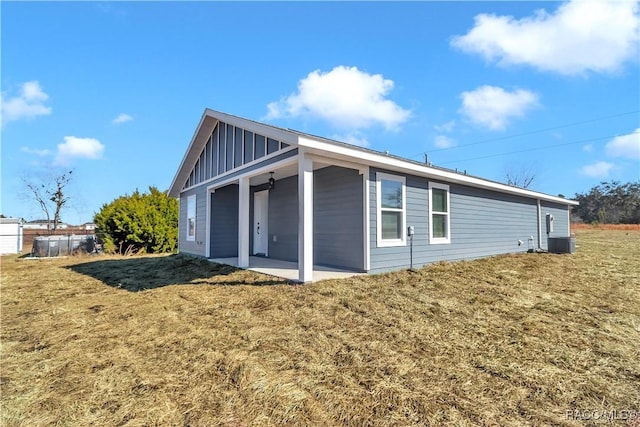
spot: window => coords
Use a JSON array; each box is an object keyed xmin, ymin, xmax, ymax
[
  {"xmin": 377, "ymin": 173, "xmax": 406, "ymax": 247},
  {"xmin": 429, "ymin": 182, "xmax": 450, "ymax": 244},
  {"xmin": 186, "ymin": 195, "xmax": 196, "ymax": 241}
]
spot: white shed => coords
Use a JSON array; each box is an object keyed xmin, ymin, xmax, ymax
[{"xmin": 0, "ymin": 218, "xmax": 24, "ymax": 255}]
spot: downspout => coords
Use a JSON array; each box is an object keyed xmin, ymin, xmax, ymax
[{"xmin": 537, "ymin": 199, "xmax": 542, "ymax": 250}]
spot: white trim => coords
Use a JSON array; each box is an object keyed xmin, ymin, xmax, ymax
[
  {"xmin": 307, "ymin": 153, "xmax": 367, "ymax": 174},
  {"xmin": 238, "ymin": 177, "xmax": 250, "ymax": 268},
  {"xmin": 567, "ymin": 205, "xmax": 571, "ymax": 235},
  {"xmin": 537, "ymin": 199, "xmax": 542, "ymax": 249},
  {"xmin": 297, "ymin": 136, "xmax": 578, "ymax": 206},
  {"xmin": 205, "ymin": 189, "xmax": 211, "ymax": 257},
  {"xmin": 298, "ymin": 150, "xmax": 314, "ymax": 282},
  {"xmin": 204, "ymin": 108, "xmax": 298, "ymax": 145},
  {"xmin": 186, "ymin": 194, "xmax": 196, "ymax": 242},
  {"xmin": 363, "ymin": 166, "xmax": 371, "ymax": 271},
  {"xmin": 168, "ymin": 112, "xmax": 216, "ymax": 197},
  {"xmin": 376, "ymin": 172, "xmax": 406, "ymax": 248},
  {"xmin": 428, "ymin": 182, "xmax": 451, "ymax": 245}
]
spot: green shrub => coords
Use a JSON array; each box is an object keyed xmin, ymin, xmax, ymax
[{"xmin": 94, "ymin": 187, "xmax": 178, "ymax": 254}]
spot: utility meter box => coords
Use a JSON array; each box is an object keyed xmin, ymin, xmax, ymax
[{"xmin": 545, "ymin": 213, "xmax": 554, "ymax": 234}]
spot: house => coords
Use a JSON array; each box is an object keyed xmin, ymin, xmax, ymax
[
  {"xmin": 23, "ymin": 220, "xmax": 69, "ymax": 230},
  {"xmin": 0, "ymin": 218, "xmax": 23, "ymax": 255},
  {"xmin": 168, "ymin": 109, "xmax": 578, "ymax": 282}
]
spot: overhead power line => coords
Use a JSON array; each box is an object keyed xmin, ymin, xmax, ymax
[
  {"xmin": 437, "ymin": 130, "xmax": 640, "ymax": 165},
  {"xmin": 411, "ymin": 109, "xmax": 639, "ymax": 161}
]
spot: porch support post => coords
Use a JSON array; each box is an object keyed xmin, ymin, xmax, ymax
[
  {"xmin": 298, "ymin": 150, "xmax": 313, "ymax": 283},
  {"xmin": 238, "ymin": 176, "xmax": 250, "ymax": 268}
]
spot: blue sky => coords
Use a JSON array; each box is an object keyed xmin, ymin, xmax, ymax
[{"xmin": 2, "ymin": 1, "xmax": 639, "ymax": 224}]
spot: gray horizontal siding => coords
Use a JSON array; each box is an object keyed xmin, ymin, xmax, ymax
[
  {"xmin": 314, "ymin": 166, "xmax": 364, "ymax": 270},
  {"xmin": 210, "ymin": 184, "xmax": 239, "ymax": 258},
  {"xmin": 369, "ymin": 168, "xmax": 542, "ymax": 273},
  {"xmin": 540, "ymin": 201, "xmax": 571, "ymax": 250},
  {"xmin": 268, "ymin": 175, "xmax": 298, "ymax": 262},
  {"xmin": 248, "ymin": 166, "xmax": 365, "ymax": 270},
  {"xmin": 178, "ymin": 185, "xmax": 208, "ymax": 257}
]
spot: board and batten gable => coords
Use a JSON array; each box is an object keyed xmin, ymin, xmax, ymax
[{"xmin": 369, "ymin": 167, "xmax": 556, "ymax": 273}]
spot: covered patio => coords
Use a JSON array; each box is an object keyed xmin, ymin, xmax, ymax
[{"xmin": 209, "ymin": 256, "xmax": 364, "ymax": 282}]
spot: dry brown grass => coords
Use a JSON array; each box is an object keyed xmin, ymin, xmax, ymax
[
  {"xmin": 2, "ymin": 229, "xmax": 639, "ymax": 426},
  {"xmin": 572, "ymin": 223, "xmax": 640, "ymax": 231}
]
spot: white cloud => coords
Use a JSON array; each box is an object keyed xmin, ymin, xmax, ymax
[
  {"xmin": 21, "ymin": 146, "xmax": 51, "ymax": 157},
  {"xmin": 332, "ymin": 132, "xmax": 369, "ymax": 147},
  {"xmin": 1, "ymin": 81, "xmax": 52, "ymax": 126},
  {"xmin": 605, "ymin": 129, "xmax": 640, "ymax": 159},
  {"xmin": 265, "ymin": 66, "xmax": 411, "ymax": 130},
  {"xmin": 434, "ymin": 120, "xmax": 456, "ymax": 133},
  {"xmin": 434, "ymin": 135, "xmax": 456, "ymax": 148},
  {"xmin": 451, "ymin": 0, "xmax": 639, "ymax": 75},
  {"xmin": 459, "ymin": 85, "xmax": 539, "ymax": 130},
  {"xmin": 55, "ymin": 136, "xmax": 105, "ymax": 165},
  {"xmin": 112, "ymin": 113, "xmax": 133, "ymax": 124},
  {"xmin": 580, "ymin": 161, "xmax": 614, "ymax": 178}
]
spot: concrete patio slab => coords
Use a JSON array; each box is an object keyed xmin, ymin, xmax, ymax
[{"xmin": 209, "ymin": 256, "xmax": 363, "ymax": 282}]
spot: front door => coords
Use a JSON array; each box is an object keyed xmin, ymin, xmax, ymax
[{"xmin": 253, "ymin": 190, "xmax": 269, "ymax": 256}]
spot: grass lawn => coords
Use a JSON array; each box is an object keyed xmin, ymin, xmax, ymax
[{"xmin": 1, "ymin": 229, "xmax": 639, "ymax": 426}]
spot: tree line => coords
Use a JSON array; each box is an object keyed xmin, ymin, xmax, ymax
[{"xmin": 572, "ymin": 181, "xmax": 640, "ymax": 224}]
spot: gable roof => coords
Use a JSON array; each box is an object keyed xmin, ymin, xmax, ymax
[{"xmin": 169, "ymin": 109, "xmax": 578, "ymax": 206}]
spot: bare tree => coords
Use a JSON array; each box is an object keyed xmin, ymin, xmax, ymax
[
  {"xmin": 22, "ymin": 169, "xmax": 73, "ymax": 231},
  {"xmin": 505, "ymin": 164, "xmax": 537, "ymax": 189}
]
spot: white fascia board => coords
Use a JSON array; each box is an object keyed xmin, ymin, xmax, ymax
[
  {"xmin": 297, "ymin": 136, "xmax": 578, "ymax": 206},
  {"xmin": 307, "ymin": 153, "xmax": 367, "ymax": 174},
  {"xmin": 168, "ymin": 112, "xmax": 217, "ymax": 198},
  {"xmin": 204, "ymin": 109, "xmax": 298, "ymax": 145}
]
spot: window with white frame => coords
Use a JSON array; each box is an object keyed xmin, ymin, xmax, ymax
[
  {"xmin": 429, "ymin": 182, "xmax": 450, "ymax": 244},
  {"xmin": 377, "ymin": 173, "xmax": 406, "ymax": 247},
  {"xmin": 187, "ymin": 194, "xmax": 196, "ymax": 241}
]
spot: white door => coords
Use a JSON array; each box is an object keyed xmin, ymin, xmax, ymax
[{"xmin": 253, "ymin": 190, "xmax": 269, "ymax": 256}]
